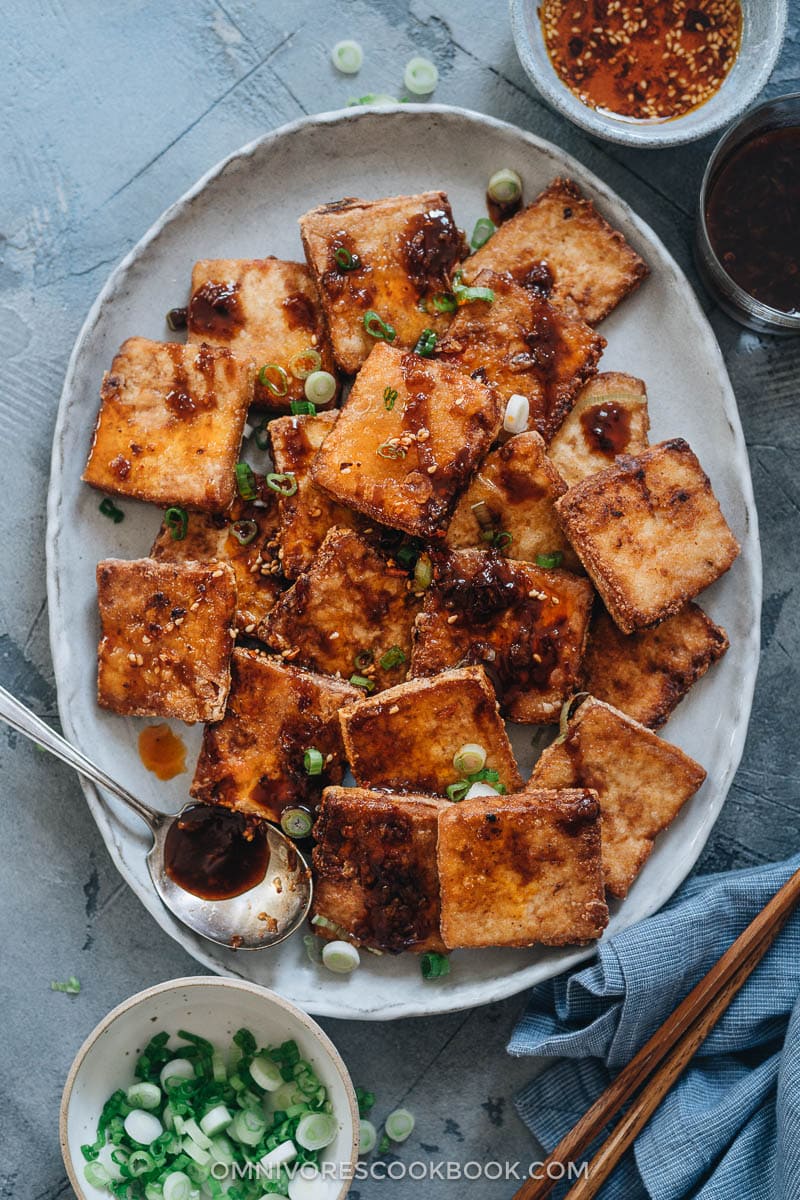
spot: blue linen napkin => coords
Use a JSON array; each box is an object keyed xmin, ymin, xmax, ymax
[{"xmin": 508, "ymin": 854, "xmax": 800, "ymax": 1200}]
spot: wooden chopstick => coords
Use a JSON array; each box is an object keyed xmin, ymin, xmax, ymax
[{"xmin": 512, "ymin": 865, "xmax": 800, "ymax": 1200}]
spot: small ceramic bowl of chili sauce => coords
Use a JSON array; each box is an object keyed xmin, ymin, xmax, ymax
[
  {"xmin": 696, "ymin": 92, "xmax": 800, "ymax": 334},
  {"xmin": 509, "ymin": 0, "xmax": 787, "ymax": 148}
]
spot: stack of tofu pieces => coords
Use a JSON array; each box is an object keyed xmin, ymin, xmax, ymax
[{"xmin": 83, "ymin": 178, "xmax": 740, "ymax": 957}]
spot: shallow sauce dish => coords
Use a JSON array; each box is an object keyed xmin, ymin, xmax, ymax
[{"xmin": 47, "ymin": 105, "xmax": 761, "ymax": 1019}]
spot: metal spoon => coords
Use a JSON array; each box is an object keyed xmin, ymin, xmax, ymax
[{"xmin": 0, "ymin": 685, "xmax": 312, "ymax": 950}]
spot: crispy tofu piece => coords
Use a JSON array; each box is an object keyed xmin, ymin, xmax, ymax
[
  {"xmin": 583, "ymin": 602, "xmax": 729, "ymax": 730},
  {"xmin": 268, "ymin": 412, "xmax": 362, "ymax": 579},
  {"xmin": 299, "ymin": 192, "xmax": 467, "ymax": 373},
  {"xmin": 150, "ymin": 476, "xmax": 283, "ymax": 632},
  {"xmin": 549, "ymin": 372, "xmax": 650, "ymax": 485},
  {"xmin": 437, "ymin": 790, "xmax": 608, "ymax": 948},
  {"xmin": 340, "ymin": 666, "xmax": 522, "ymax": 796},
  {"xmin": 191, "ymin": 649, "xmax": 359, "ymax": 821},
  {"xmin": 312, "ymin": 787, "xmax": 449, "ymax": 954},
  {"xmin": 464, "ymin": 178, "xmax": 649, "ymax": 325},
  {"xmin": 83, "ymin": 338, "xmax": 253, "ymax": 512},
  {"xmin": 445, "ymin": 430, "xmax": 578, "ymax": 569},
  {"xmin": 436, "ymin": 270, "xmax": 604, "ymax": 441},
  {"xmin": 556, "ymin": 439, "xmax": 741, "ymax": 633},
  {"xmin": 96, "ymin": 558, "xmax": 236, "ymax": 722},
  {"xmin": 311, "ymin": 342, "xmax": 502, "ymax": 538},
  {"xmin": 186, "ymin": 258, "xmax": 338, "ymax": 410},
  {"xmin": 528, "ymin": 697, "xmax": 706, "ymax": 897},
  {"xmin": 410, "ymin": 549, "xmax": 594, "ymax": 724},
  {"xmin": 259, "ymin": 527, "xmax": 421, "ymax": 691}
]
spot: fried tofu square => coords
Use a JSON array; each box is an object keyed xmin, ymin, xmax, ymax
[
  {"xmin": 436, "ymin": 270, "xmax": 604, "ymax": 441},
  {"xmin": 311, "ymin": 342, "xmax": 502, "ymax": 538},
  {"xmin": 437, "ymin": 790, "xmax": 608, "ymax": 948},
  {"xmin": 583, "ymin": 602, "xmax": 729, "ymax": 730},
  {"xmin": 556, "ymin": 439, "xmax": 740, "ymax": 633},
  {"xmin": 549, "ymin": 372, "xmax": 650, "ymax": 486},
  {"xmin": 410, "ymin": 549, "xmax": 594, "ymax": 724},
  {"xmin": 259, "ymin": 527, "xmax": 421, "ymax": 692},
  {"xmin": 96, "ymin": 558, "xmax": 236, "ymax": 722},
  {"xmin": 528, "ymin": 697, "xmax": 706, "ymax": 897},
  {"xmin": 150, "ymin": 475, "xmax": 283, "ymax": 632},
  {"xmin": 268, "ymin": 412, "xmax": 362, "ymax": 579},
  {"xmin": 299, "ymin": 192, "xmax": 467, "ymax": 374},
  {"xmin": 191, "ymin": 649, "xmax": 359, "ymax": 822},
  {"xmin": 464, "ymin": 178, "xmax": 649, "ymax": 325},
  {"xmin": 83, "ymin": 338, "xmax": 253, "ymax": 512},
  {"xmin": 186, "ymin": 258, "xmax": 338, "ymax": 410},
  {"xmin": 446, "ymin": 430, "xmax": 577, "ymax": 569},
  {"xmin": 339, "ymin": 665, "xmax": 522, "ymax": 796},
  {"xmin": 312, "ymin": 787, "xmax": 449, "ymax": 954}
]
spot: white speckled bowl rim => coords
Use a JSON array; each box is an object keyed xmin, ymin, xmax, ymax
[
  {"xmin": 47, "ymin": 105, "xmax": 761, "ymax": 1020},
  {"xmin": 509, "ymin": 0, "xmax": 788, "ymax": 148}
]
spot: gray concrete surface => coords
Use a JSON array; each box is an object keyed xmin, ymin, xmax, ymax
[{"xmin": 0, "ymin": 3, "xmax": 798, "ymax": 1198}]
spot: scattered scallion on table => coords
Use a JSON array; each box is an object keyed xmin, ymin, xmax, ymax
[
  {"xmin": 404, "ymin": 56, "xmax": 438, "ymax": 95},
  {"xmin": 51, "ymin": 976, "xmax": 81, "ymax": 994},
  {"xmin": 331, "ymin": 39, "xmax": 363, "ymax": 74}
]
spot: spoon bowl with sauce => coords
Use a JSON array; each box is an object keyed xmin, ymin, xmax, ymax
[{"xmin": 0, "ymin": 685, "xmax": 312, "ymax": 950}]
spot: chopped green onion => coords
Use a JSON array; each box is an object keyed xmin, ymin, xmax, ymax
[
  {"xmin": 84, "ymin": 1161, "xmax": 111, "ymax": 1188},
  {"xmin": 334, "ymin": 246, "xmax": 360, "ymax": 271},
  {"xmin": 160, "ymin": 1058, "xmax": 194, "ymax": 1090},
  {"xmin": 404, "ymin": 56, "xmax": 438, "ymax": 95},
  {"xmin": 488, "ymin": 167, "xmax": 523, "ymax": 205},
  {"xmin": 295, "ymin": 1111, "xmax": 337, "ymax": 1150},
  {"xmin": 396, "ymin": 544, "xmax": 419, "ymax": 569},
  {"xmin": 198, "ymin": 1104, "xmax": 232, "ymax": 1137},
  {"xmin": 379, "ymin": 645, "xmax": 406, "ymax": 670},
  {"xmin": 464, "ymin": 780, "xmax": 500, "ymax": 800},
  {"xmin": 235, "ymin": 462, "xmax": 257, "ymax": 500},
  {"xmin": 413, "ymin": 328, "xmax": 437, "ymax": 357},
  {"xmin": 51, "ymin": 975, "xmax": 81, "ymax": 994},
  {"xmin": 482, "ymin": 529, "xmax": 513, "ymax": 550},
  {"xmin": 331, "ymin": 39, "xmax": 363, "ymax": 73},
  {"xmin": 504, "ymin": 392, "xmax": 530, "ymax": 434},
  {"xmin": 452, "ymin": 269, "xmax": 495, "ymax": 306},
  {"xmin": 253, "ymin": 417, "xmax": 271, "ymax": 450},
  {"xmin": 303, "ymin": 747, "xmax": 324, "ymax": 775},
  {"xmin": 249, "ymin": 1055, "xmax": 284, "ymax": 1092},
  {"xmin": 359, "ymin": 1119, "xmax": 378, "ymax": 1155},
  {"xmin": 127, "ymin": 1082, "xmax": 161, "ymax": 1111},
  {"xmin": 266, "ymin": 471, "xmax": 298, "ymax": 497},
  {"xmin": 431, "ymin": 292, "xmax": 457, "ymax": 314},
  {"xmin": 446, "ymin": 780, "xmax": 469, "ymax": 802},
  {"xmin": 377, "ymin": 440, "xmax": 407, "ymax": 459},
  {"xmin": 304, "ymin": 933, "xmax": 323, "ymax": 964},
  {"xmin": 281, "ymin": 807, "xmax": 314, "ymax": 839},
  {"xmin": 163, "ymin": 1173, "xmax": 193, "ymax": 1200},
  {"xmin": 385, "ymin": 1107, "xmax": 415, "ymax": 1142},
  {"xmin": 379, "ymin": 1132, "xmax": 391, "ymax": 1154},
  {"xmin": 165, "ymin": 307, "xmax": 188, "ymax": 332},
  {"xmin": 124, "ymin": 1109, "xmax": 163, "ymax": 1145},
  {"xmin": 535, "ymin": 551, "xmax": 563, "ymax": 569},
  {"xmin": 471, "ymin": 217, "xmax": 496, "ymax": 250},
  {"xmin": 414, "ymin": 552, "xmax": 433, "ymax": 590},
  {"xmin": 349, "ymin": 674, "xmax": 376, "ymax": 692},
  {"xmin": 348, "ymin": 93, "xmax": 399, "ymax": 107},
  {"xmin": 99, "ymin": 498, "xmax": 124, "ymax": 524},
  {"xmin": 290, "ymin": 399, "xmax": 317, "ymax": 415},
  {"xmin": 453, "ymin": 743, "xmax": 487, "ymax": 774},
  {"xmin": 231, "ymin": 1107, "xmax": 266, "ymax": 1147},
  {"xmin": 383, "ymin": 386, "xmax": 398, "ymax": 411},
  {"xmin": 164, "ymin": 506, "xmax": 188, "ymax": 541},
  {"xmin": 258, "ymin": 363, "xmax": 289, "ymax": 397},
  {"xmin": 304, "ymin": 370, "xmax": 337, "ymax": 405},
  {"xmin": 356, "ymin": 1087, "xmax": 376, "ymax": 1116},
  {"xmin": 322, "ymin": 940, "xmax": 361, "ymax": 974},
  {"xmin": 354, "ymin": 649, "xmax": 374, "ymax": 671},
  {"xmin": 421, "ymin": 951, "xmax": 451, "ymax": 980},
  {"xmin": 230, "ymin": 518, "xmax": 258, "ymax": 546},
  {"xmin": 182, "ymin": 1117, "xmax": 211, "ymax": 1150},
  {"xmin": 364, "ymin": 310, "xmax": 396, "ymax": 342},
  {"xmin": 289, "ymin": 348, "xmax": 322, "ymax": 379}
]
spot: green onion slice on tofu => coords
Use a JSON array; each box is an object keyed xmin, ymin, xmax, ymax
[
  {"xmin": 354, "ymin": 649, "xmax": 374, "ymax": 671},
  {"xmin": 421, "ymin": 951, "xmax": 450, "ymax": 980},
  {"xmin": 383, "ymin": 386, "xmax": 398, "ymax": 411},
  {"xmin": 253, "ymin": 418, "xmax": 270, "ymax": 450},
  {"xmin": 413, "ymin": 328, "xmax": 437, "ymax": 357},
  {"xmin": 379, "ymin": 646, "xmax": 406, "ymax": 670},
  {"xmin": 290, "ymin": 399, "xmax": 317, "ymax": 415},
  {"xmin": 304, "ymin": 370, "xmax": 337, "ymax": 405},
  {"xmin": 303, "ymin": 747, "xmax": 324, "ymax": 776},
  {"xmin": 235, "ymin": 462, "xmax": 257, "ymax": 500},
  {"xmin": 289, "ymin": 348, "xmax": 322, "ymax": 379},
  {"xmin": 452, "ymin": 269, "xmax": 495, "ymax": 306},
  {"xmin": 349, "ymin": 674, "xmax": 376, "ymax": 693},
  {"xmin": 281, "ymin": 807, "xmax": 314, "ymax": 838},
  {"xmin": 266, "ymin": 471, "xmax": 298, "ymax": 497},
  {"xmin": 334, "ymin": 246, "xmax": 361, "ymax": 271},
  {"xmin": 470, "ymin": 217, "xmax": 496, "ymax": 250},
  {"xmin": 258, "ymin": 363, "xmax": 289, "ymax": 396},
  {"xmin": 363, "ymin": 310, "xmax": 396, "ymax": 342},
  {"xmin": 377, "ymin": 440, "xmax": 407, "ymax": 459},
  {"xmin": 453, "ymin": 743, "xmax": 486, "ymax": 774},
  {"xmin": 431, "ymin": 292, "xmax": 458, "ymax": 314},
  {"xmin": 164, "ymin": 506, "xmax": 188, "ymax": 541},
  {"xmin": 535, "ymin": 551, "xmax": 563, "ymax": 569},
  {"xmin": 230, "ymin": 518, "xmax": 258, "ymax": 546},
  {"xmin": 99, "ymin": 498, "xmax": 124, "ymax": 524},
  {"xmin": 359, "ymin": 1119, "xmax": 378, "ymax": 1154}
]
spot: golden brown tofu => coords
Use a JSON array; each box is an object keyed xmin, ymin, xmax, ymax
[
  {"xmin": 556, "ymin": 439, "xmax": 741, "ymax": 633},
  {"xmin": 583, "ymin": 602, "xmax": 729, "ymax": 730},
  {"xmin": 299, "ymin": 192, "xmax": 467, "ymax": 373},
  {"xmin": 410, "ymin": 549, "xmax": 594, "ymax": 724},
  {"xmin": 268, "ymin": 412, "xmax": 362, "ymax": 579},
  {"xmin": 445, "ymin": 430, "xmax": 577, "ymax": 569},
  {"xmin": 528, "ymin": 696, "xmax": 707, "ymax": 897},
  {"xmin": 340, "ymin": 665, "xmax": 522, "ymax": 796},
  {"xmin": 259, "ymin": 527, "xmax": 421, "ymax": 692},
  {"xmin": 83, "ymin": 338, "xmax": 253, "ymax": 512},
  {"xmin": 549, "ymin": 372, "xmax": 650, "ymax": 485},
  {"xmin": 191, "ymin": 649, "xmax": 359, "ymax": 822},
  {"xmin": 311, "ymin": 342, "xmax": 502, "ymax": 538},
  {"xmin": 96, "ymin": 558, "xmax": 236, "ymax": 722},
  {"xmin": 312, "ymin": 788, "xmax": 449, "ymax": 954},
  {"xmin": 186, "ymin": 258, "xmax": 337, "ymax": 409},
  {"xmin": 436, "ymin": 270, "xmax": 605, "ymax": 441},
  {"xmin": 150, "ymin": 476, "xmax": 283, "ymax": 632},
  {"xmin": 464, "ymin": 178, "xmax": 649, "ymax": 325},
  {"xmin": 437, "ymin": 790, "xmax": 608, "ymax": 948}
]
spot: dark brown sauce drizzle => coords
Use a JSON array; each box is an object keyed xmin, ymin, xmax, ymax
[
  {"xmin": 282, "ymin": 291, "xmax": 318, "ymax": 332},
  {"xmin": 164, "ymin": 804, "xmax": 269, "ymax": 900},
  {"xmin": 580, "ymin": 402, "xmax": 632, "ymax": 456},
  {"xmin": 188, "ymin": 281, "xmax": 243, "ymax": 339},
  {"xmin": 402, "ymin": 208, "xmax": 466, "ymax": 293}
]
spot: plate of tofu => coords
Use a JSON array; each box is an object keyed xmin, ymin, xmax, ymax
[{"xmin": 47, "ymin": 105, "xmax": 760, "ymax": 1018}]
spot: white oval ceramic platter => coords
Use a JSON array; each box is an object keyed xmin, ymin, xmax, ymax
[{"xmin": 47, "ymin": 105, "xmax": 761, "ymax": 1020}]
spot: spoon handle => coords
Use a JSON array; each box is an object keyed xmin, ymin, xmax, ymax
[{"xmin": 0, "ymin": 684, "xmax": 163, "ymax": 833}]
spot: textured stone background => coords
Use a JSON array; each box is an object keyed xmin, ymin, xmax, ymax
[{"xmin": 0, "ymin": 3, "xmax": 798, "ymax": 1197}]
